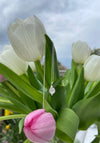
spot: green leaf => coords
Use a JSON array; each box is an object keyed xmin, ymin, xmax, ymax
[
  {"xmin": 27, "ymin": 66, "xmax": 42, "ymax": 89},
  {"xmin": 24, "ymin": 139, "xmax": 32, "ymax": 143},
  {"xmin": 51, "ymin": 85, "xmax": 67, "ymax": 112},
  {"xmin": 2, "ymin": 81, "xmax": 21, "ymax": 101},
  {"xmin": 18, "ymin": 91, "xmax": 37, "ymax": 111},
  {"xmin": 85, "ymin": 81, "xmax": 100, "ymax": 98},
  {"xmin": 0, "ymin": 96, "xmax": 11, "ymax": 103},
  {"xmin": 0, "ymin": 63, "xmax": 57, "ymax": 118},
  {"xmin": 96, "ymin": 121, "xmax": 100, "ymax": 135},
  {"xmin": 44, "ymin": 100, "xmax": 57, "ymax": 118},
  {"xmin": 3, "ymin": 81, "xmax": 37, "ymax": 111},
  {"xmin": 45, "ymin": 34, "xmax": 59, "ymax": 87},
  {"xmin": 19, "ymin": 117, "xmax": 25, "ymax": 134},
  {"xmin": 68, "ymin": 67, "xmax": 84, "ymax": 108},
  {"xmin": 0, "ymin": 84, "xmax": 32, "ymax": 114},
  {"xmin": 34, "ymin": 60, "xmax": 44, "ymax": 84},
  {"xmin": 73, "ymin": 92, "xmax": 100, "ymax": 130},
  {"xmin": 0, "ymin": 102, "xmax": 28, "ymax": 114},
  {"xmin": 53, "ymin": 77, "xmax": 64, "ymax": 87},
  {"xmin": 20, "ymin": 74, "xmax": 31, "ymax": 85},
  {"xmin": 62, "ymin": 69, "xmax": 72, "ymax": 86},
  {"xmin": 91, "ymin": 137, "xmax": 100, "ymax": 143},
  {"xmin": 85, "ymin": 81, "xmax": 94, "ymax": 95},
  {"xmin": 56, "ymin": 108, "xmax": 79, "ymax": 143},
  {"xmin": 62, "ymin": 60, "xmax": 77, "ymax": 89},
  {"xmin": 70, "ymin": 60, "xmax": 78, "ymax": 89},
  {"xmin": 0, "ymin": 114, "xmax": 26, "ymax": 121},
  {"xmin": 0, "ymin": 63, "xmax": 43, "ymax": 103}
]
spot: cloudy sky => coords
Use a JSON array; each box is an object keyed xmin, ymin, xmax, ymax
[{"xmin": 0, "ymin": 0, "xmax": 100, "ymax": 67}]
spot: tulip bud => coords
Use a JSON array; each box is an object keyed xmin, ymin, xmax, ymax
[
  {"xmin": 7, "ymin": 16, "xmax": 46, "ymax": 62},
  {"xmin": 0, "ymin": 45, "xmax": 28, "ymax": 75},
  {"xmin": 72, "ymin": 40, "xmax": 91, "ymax": 63},
  {"xmin": 84, "ymin": 55, "xmax": 100, "ymax": 81},
  {"xmin": 24, "ymin": 109, "xmax": 56, "ymax": 143}
]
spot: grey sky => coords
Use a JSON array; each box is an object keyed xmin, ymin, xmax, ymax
[{"xmin": 0, "ymin": 0, "xmax": 100, "ymax": 67}]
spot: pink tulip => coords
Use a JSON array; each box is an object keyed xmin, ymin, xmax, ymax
[
  {"xmin": 0, "ymin": 74, "xmax": 6, "ymax": 82},
  {"xmin": 24, "ymin": 109, "xmax": 56, "ymax": 143}
]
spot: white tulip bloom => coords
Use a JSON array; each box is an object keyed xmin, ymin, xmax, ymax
[
  {"xmin": 7, "ymin": 16, "xmax": 46, "ymax": 62},
  {"xmin": 72, "ymin": 40, "xmax": 91, "ymax": 63},
  {"xmin": 28, "ymin": 62, "xmax": 36, "ymax": 72},
  {"xmin": 84, "ymin": 55, "xmax": 100, "ymax": 81},
  {"xmin": 0, "ymin": 45, "xmax": 28, "ymax": 75}
]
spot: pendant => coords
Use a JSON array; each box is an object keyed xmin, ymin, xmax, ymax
[{"xmin": 49, "ymin": 84, "xmax": 55, "ymax": 96}]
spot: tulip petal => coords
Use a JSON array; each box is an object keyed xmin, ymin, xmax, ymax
[
  {"xmin": 33, "ymin": 126, "xmax": 55, "ymax": 141},
  {"xmin": 72, "ymin": 40, "xmax": 91, "ymax": 63},
  {"xmin": 15, "ymin": 18, "xmax": 23, "ymax": 24},
  {"xmin": 24, "ymin": 127, "xmax": 49, "ymax": 143},
  {"xmin": 4, "ymin": 45, "xmax": 12, "ymax": 50},
  {"xmin": 33, "ymin": 113, "xmax": 55, "ymax": 129},
  {"xmin": 7, "ymin": 16, "xmax": 46, "ymax": 62},
  {"xmin": 0, "ymin": 47, "xmax": 28, "ymax": 75},
  {"xmin": 24, "ymin": 109, "xmax": 45, "ymax": 127},
  {"xmin": 32, "ymin": 113, "xmax": 56, "ymax": 140},
  {"xmin": 10, "ymin": 24, "xmax": 42, "ymax": 61},
  {"xmin": 24, "ymin": 17, "xmax": 35, "ymax": 24},
  {"xmin": 84, "ymin": 55, "xmax": 100, "ymax": 81},
  {"xmin": 24, "ymin": 110, "xmax": 55, "ymax": 143},
  {"xmin": 28, "ymin": 62, "xmax": 36, "ymax": 72}
]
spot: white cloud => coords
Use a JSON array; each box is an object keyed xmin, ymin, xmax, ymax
[{"xmin": 0, "ymin": 0, "xmax": 100, "ymax": 67}]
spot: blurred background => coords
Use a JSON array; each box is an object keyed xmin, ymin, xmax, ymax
[{"xmin": 0, "ymin": 0, "xmax": 100, "ymax": 68}]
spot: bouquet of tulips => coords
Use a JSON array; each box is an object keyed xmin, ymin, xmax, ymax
[{"xmin": 0, "ymin": 16, "xmax": 100, "ymax": 143}]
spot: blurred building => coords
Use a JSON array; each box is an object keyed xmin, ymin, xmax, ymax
[{"xmin": 58, "ymin": 61, "xmax": 67, "ymax": 77}]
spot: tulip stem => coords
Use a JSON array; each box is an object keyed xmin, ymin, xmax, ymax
[{"xmin": 78, "ymin": 63, "xmax": 82, "ymax": 74}]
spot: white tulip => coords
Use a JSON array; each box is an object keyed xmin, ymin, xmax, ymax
[
  {"xmin": 7, "ymin": 16, "xmax": 46, "ymax": 62},
  {"xmin": 0, "ymin": 45, "xmax": 28, "ymax": 75},
  {"xmin": 72, "ymin": 40, "xmax": 91, "ymax": 63},
  {"xmin": 84, "ymin": 55, "xmax": 100, "ymax": 81},
  {"xmin": 28, "ymin": 62, "xmax": 36, "ymax": 72}
]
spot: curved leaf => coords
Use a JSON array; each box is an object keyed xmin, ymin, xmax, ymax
[
  {"xmin": 0, "ymin": 63, "xmax": 43, "ymax": 103},
  {"xmin": 51, "ymin": 85, "xmax": 67, "ymax": 112},
  {"xmin": 73, "ymin": 92, "xmax": 100, "ymax": 130},
  {"xmin": 27, "ymin": 65, "xmax": 41, "ymax": 89},
  {"xmin": 0, "ymin": 102, "xmax": 27, "ymax": 114},
  {"xmin": 56, "ymin": 108, "xmax": 79, "ymax": 142},
  {"xmin": 45, "ymin": 34, "xmax": 59, "ymax": 87},
  {"xmin": 85, "ymin": 81, "xmax": 100, "ymax": 98},
  {"xmin": 0, "ymin": 114, "xmax": 26, "ymax": 121},
  {"xmin": 68, "ymin": 67, "xmax": 84, "ymax": 108},
  {"xmin": 19, "ymin": 117, "xmax": 25, "ymax": 134}
]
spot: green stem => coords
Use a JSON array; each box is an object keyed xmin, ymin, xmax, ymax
[
  {"xmin": 78, "ymin": 63, "xmax": 82, "ymax": 74},
  {"xmin": 0, "ymin": 114, "xmax": 26, "ymax": 121}
]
